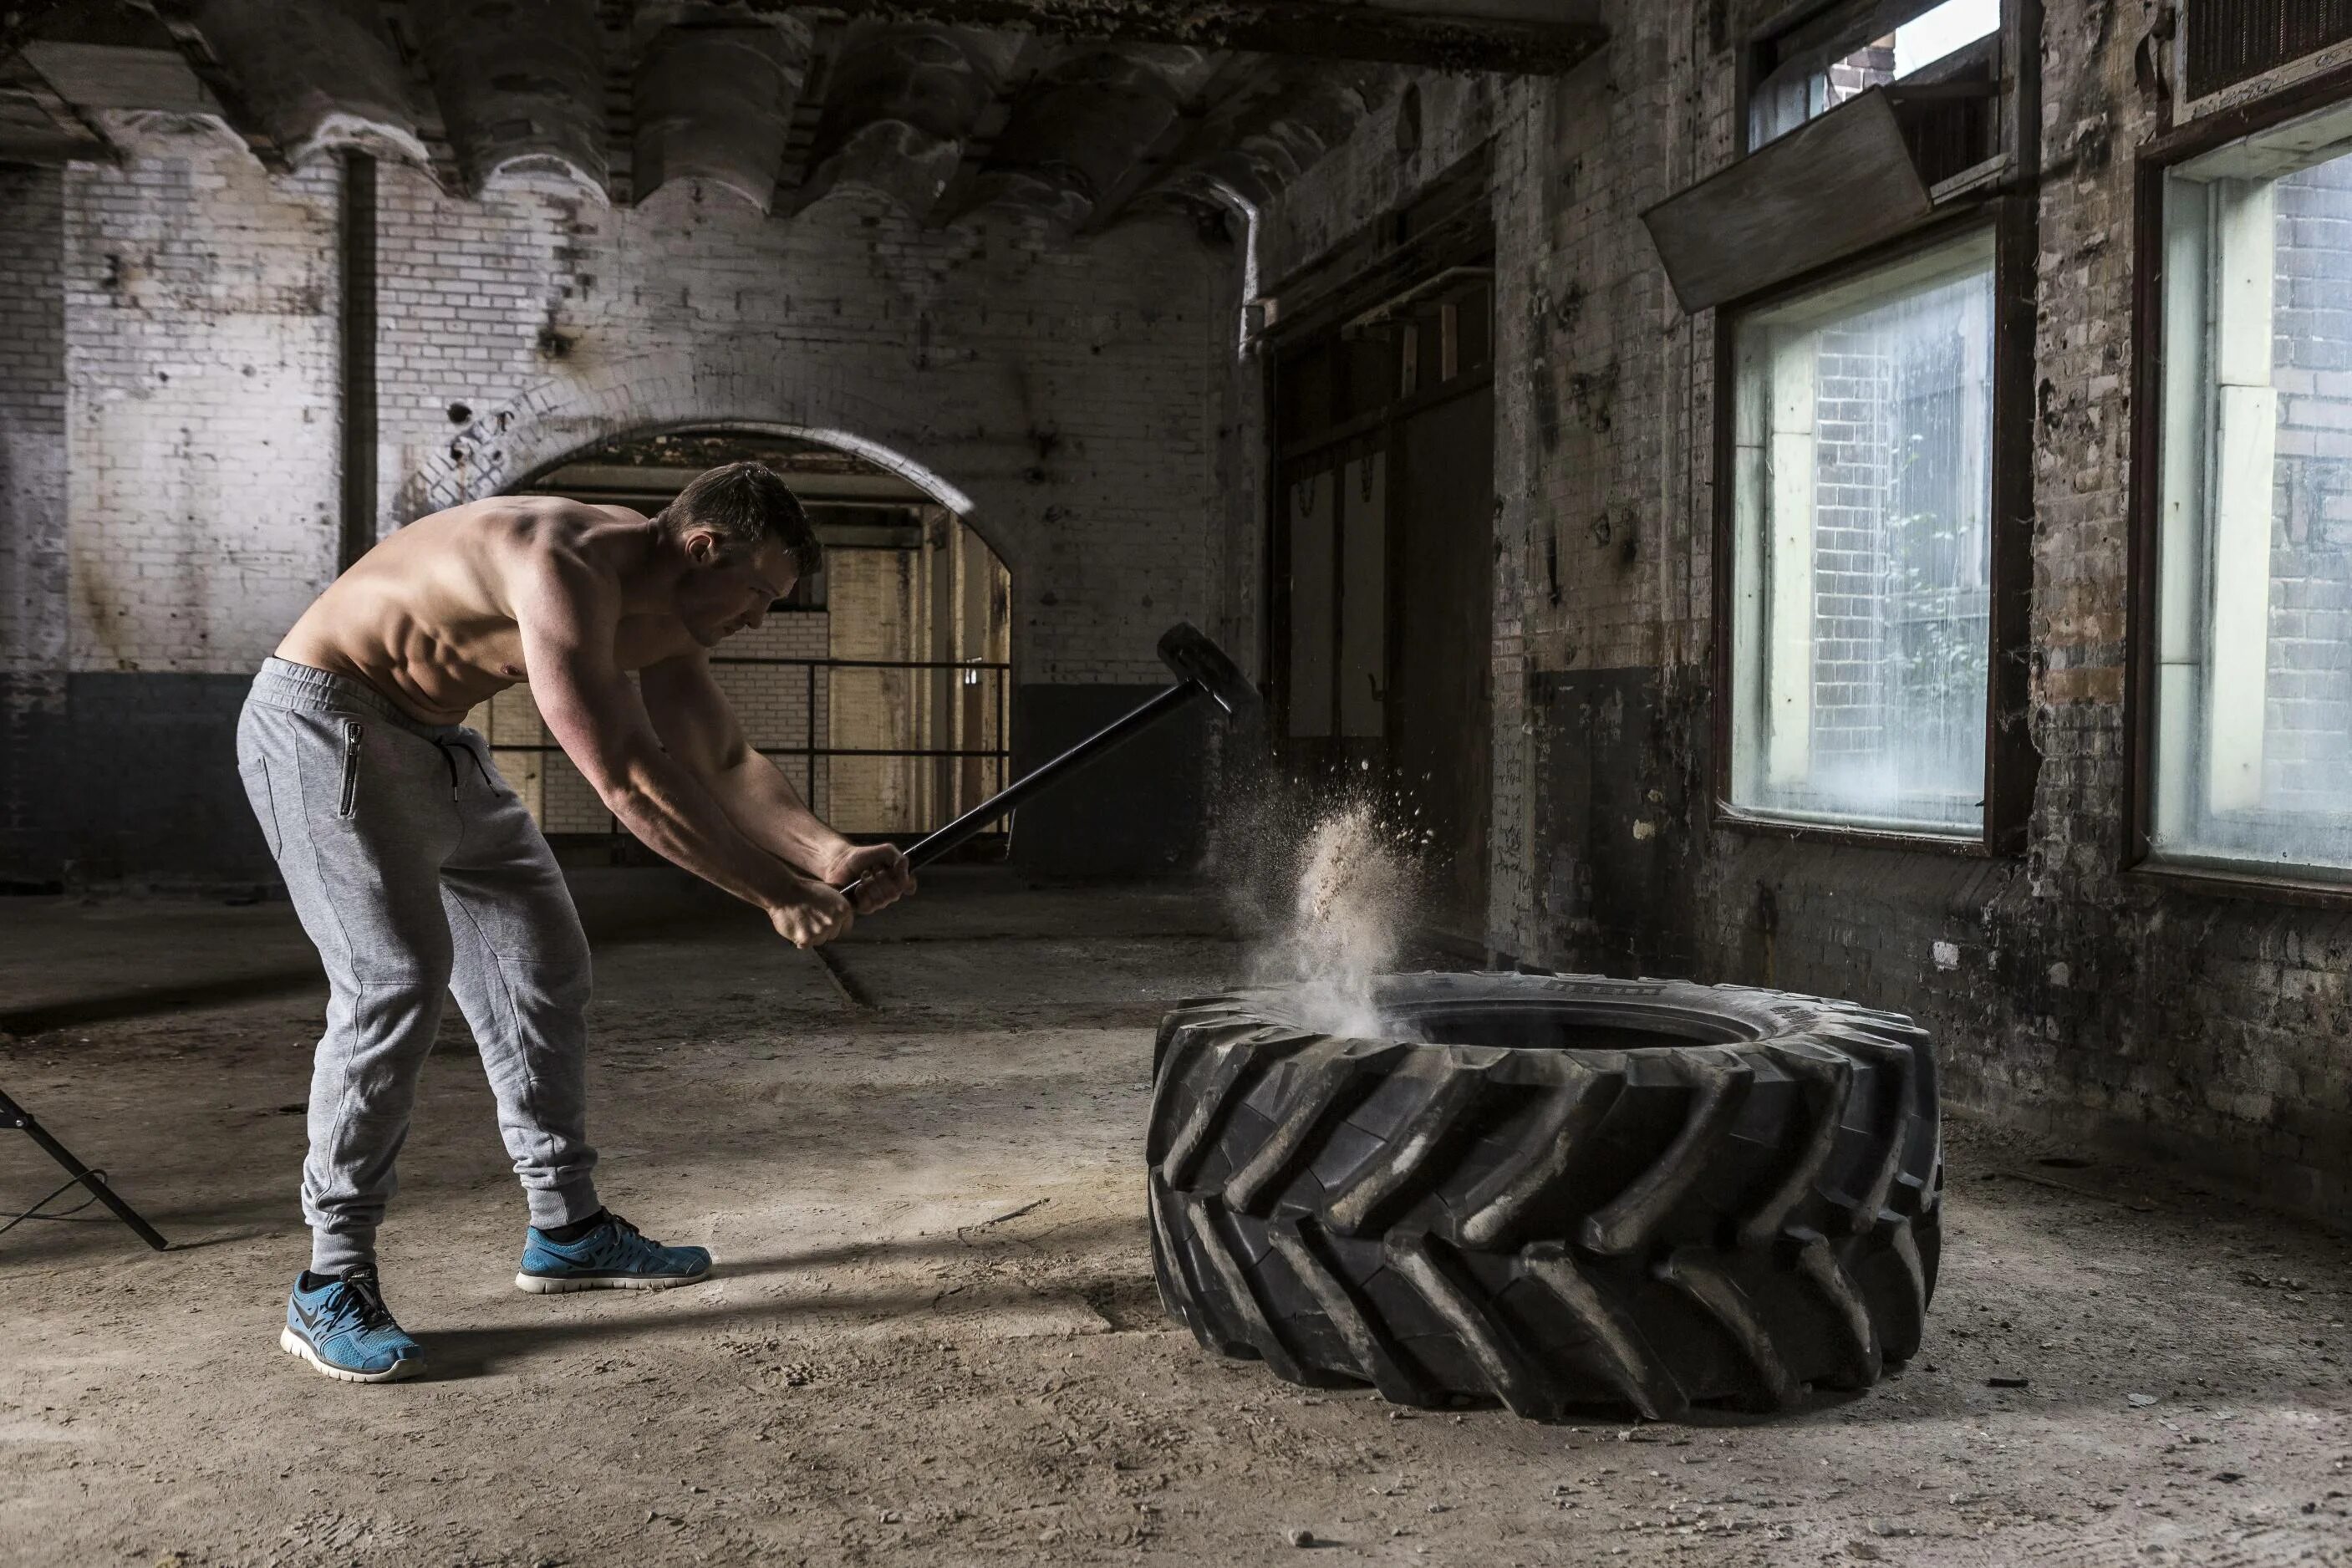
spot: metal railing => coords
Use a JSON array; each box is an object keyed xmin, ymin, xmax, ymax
[{"xmin": 486, "ymin": 654, "xmax": 1012, "ymax": 843}]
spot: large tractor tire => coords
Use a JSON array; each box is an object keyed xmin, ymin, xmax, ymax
[{"xmin": 1146, "ymin": 970, "xmax": 1941, "ymax": 1420}]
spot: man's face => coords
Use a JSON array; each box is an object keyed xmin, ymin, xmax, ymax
[{"xmin": 678, "ymin": 534, "xmax": 795, "ymax": 649}]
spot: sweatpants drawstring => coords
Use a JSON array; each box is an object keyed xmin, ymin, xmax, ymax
[{"xmin": 432, "ymin": 735, "xmax": 496, "ymax": 800}]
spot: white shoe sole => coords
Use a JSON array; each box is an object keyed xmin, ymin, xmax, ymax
[
  {"xmin": 513, "ymin": 1267, "xmax": 710, "ymax": 1295},
  {"xmin": 279, "ymin": 1325, "xmax": 423, "ymax": 1384}
]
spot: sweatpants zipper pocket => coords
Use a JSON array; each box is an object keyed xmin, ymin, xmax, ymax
[{"xmin": 338, "ymin": 720, "xmax": 364, "ymax": 818}]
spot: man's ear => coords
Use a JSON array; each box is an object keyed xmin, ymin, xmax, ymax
[{"xmin": 683, "ymin": 528, "xmax": 724, "ymax": 566}]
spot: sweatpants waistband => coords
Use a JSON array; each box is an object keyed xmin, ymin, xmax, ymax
[{"xmin": 248, "ymin": 657, "xmax": 458, "ymax": 740}]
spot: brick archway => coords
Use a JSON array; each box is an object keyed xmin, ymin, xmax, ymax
[{"xmin": 389, "ymin": 352, "xmax": 1015, "ymax": 575}]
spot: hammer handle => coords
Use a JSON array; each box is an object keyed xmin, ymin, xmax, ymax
[{"xmin": 843, "ymin": 680, "xmax": 1201, "ymax": 900}]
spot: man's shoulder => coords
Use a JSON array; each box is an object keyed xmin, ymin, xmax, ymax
[
  {"xmin": 430, "ymin": 493, "xmax": 644, "ymax": 532},
  {"xmin": 487, "ymin": 493, "xmax": 645, "ymax": 532},
  {"xmin": 494, "ymin": 506, "xmax": 627, "ymax": 607}
]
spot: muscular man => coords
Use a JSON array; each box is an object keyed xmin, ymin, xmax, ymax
[{"xmin": 237, "ymin": 461, "xmax": 913, "ymax": 1384}]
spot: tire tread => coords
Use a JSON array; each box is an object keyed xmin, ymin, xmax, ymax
[{"xmin": 1148, "ymin": 971, "xmax": 1941, "ymax": 1420}]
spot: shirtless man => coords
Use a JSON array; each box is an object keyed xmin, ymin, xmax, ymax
[{"xmin": 237, "ymin": 461, "xmax": 914, "ymax": 1384}]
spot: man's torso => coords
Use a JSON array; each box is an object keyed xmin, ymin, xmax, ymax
[{"xmin": 276, "ymin": 497, "xmax": 698, "ymax": 725}]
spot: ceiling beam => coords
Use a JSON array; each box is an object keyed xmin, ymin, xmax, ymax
[{"xmin": 778, "ymin": 2, "xmax": 1606, "ymax": 74}]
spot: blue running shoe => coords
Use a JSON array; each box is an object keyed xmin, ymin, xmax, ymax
[
  {"xmin": 515, "ymin": 1211, "xmax": 712, "ymax": 1294},
  {"xmin": 280, "ymin": 1265, "xmax": 424, "ymax": 1383}
]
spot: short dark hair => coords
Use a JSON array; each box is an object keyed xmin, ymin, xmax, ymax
[{"xmin": 663, "ymin": 461, "xmax": 820, "ymax": 575}]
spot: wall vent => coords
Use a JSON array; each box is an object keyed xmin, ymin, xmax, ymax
[{"xmin": 2185, "ymin": 0, "xmax": 2352, "ymax": 100}]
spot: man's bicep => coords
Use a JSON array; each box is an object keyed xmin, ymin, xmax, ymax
[{"xmin": 516, "ymin": 563, "xmax": 652, "ymax": 776}]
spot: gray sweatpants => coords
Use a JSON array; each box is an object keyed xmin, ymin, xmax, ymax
[{"xmin": 236, "ymin": 658, "xmax": 602, "ymax": 1275}]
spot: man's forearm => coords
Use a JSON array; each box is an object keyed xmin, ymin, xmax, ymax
[
  {"xmin": 704, "ymin": 756, "xmax": 855, "ymax": 880},
  {"xmin": 603, "ymin": 759, "xmax": 816, "ymax": 911}
]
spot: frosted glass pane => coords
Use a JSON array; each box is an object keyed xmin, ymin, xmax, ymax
[{"xmin": 1728, "ymin": 230, "xmax": 1995, "ymax": 833}]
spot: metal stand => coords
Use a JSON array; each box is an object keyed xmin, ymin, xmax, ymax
[{"xmin": 0, "ymin": 1085, "xmax": 169, "ymax": 1250}]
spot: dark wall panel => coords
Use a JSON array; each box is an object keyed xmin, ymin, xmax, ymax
[
  {"xmin": 67, "ymin": 673, "xmax": 272, "ymax": 884},
  {"xmin": 0, "ymin": 675, "xmax": 69, "ymax": 891},
  {"xmin": 1389, "ymin": 384, "xmax": 1495, "ymax": 938},
  {"xmin": 0, "ymin": 674, "xmax": 275, "ymax": 888},
  {"xmin": 1530, "ymin": 667, "xmax": 1704, "ymax": 979},
  {"xmin": 1008, "ymin": 683, "xmax": 1207, "ymax": 877}
]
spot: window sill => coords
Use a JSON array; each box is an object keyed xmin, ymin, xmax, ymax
[
  {"xmin": 1711, "ymin": 804, "xmax": 1989, "ymax": 856},
  {"xmin": 2124, "ymin": 858, "xmax": 2352, "ymax": 911},
  {"xmin": 1927, "ymin": 153, "xmax": 2007, "ymax": 202}
]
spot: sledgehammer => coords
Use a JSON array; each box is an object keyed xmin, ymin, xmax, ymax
[{"xmin": 843, "ymin": 622, "xmax": 1260, "ymax": 900}]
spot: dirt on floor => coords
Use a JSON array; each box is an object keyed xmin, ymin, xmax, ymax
[{"xmin": 1, "ymin": 873, "xmax": 2348, "ymax": 1567}]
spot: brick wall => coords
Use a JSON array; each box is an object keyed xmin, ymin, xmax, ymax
[
  {"xmin": 2266, "ymin": 157, "xmax": 2352, "ymax": 812},
  {"xmin": 373, "ymin": 166, "xmax": 1231, "ymax": 685},
  {"xmin": 715, "ymin": 612, "xmax": 832, "ymax": 822},
  {"xmin": 1258, "ymin": 1, "xmax": 2352, "ymax": 1227},
  {"xmin": 0, "ymin": 166, "xmax": 66, "ymax": 686},
  {"xmin": 1826, "ymin": 45, "xmax": 1897, "ymax": 115},
  {"xmin": 0, "ymin": 164, "xmax": 67, "ymax": 880},
  {"xmin": 1810, "ymin": 325, "xmax": 1901, "ymax": 774},
  {"xmin": 64, "ymin": 119, "xmax": 344, "ymax": 675}
]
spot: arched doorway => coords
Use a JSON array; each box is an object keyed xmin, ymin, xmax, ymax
[{"xmin": 468, "ymin": 426, "xmax": 1013, "ymax": 855}]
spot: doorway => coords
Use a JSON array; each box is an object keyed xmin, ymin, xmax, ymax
[{"xmin": 1270, "ymin": 252, "xmax": 1496, "ymax": 939}]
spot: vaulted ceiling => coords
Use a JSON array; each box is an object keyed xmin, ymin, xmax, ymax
[{"xmin": 0, "ymin": 0, "xmax": 1605, "ymax": 233}]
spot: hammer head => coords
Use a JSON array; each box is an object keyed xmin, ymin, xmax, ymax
[{"xmin": 1158, "ymin": 622, "xmax": 1260, "ymax": 720}]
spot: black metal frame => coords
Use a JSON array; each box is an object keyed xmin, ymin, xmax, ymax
[
  {"xmin": 0, "ymin": 1086, "xmax": 169, "ymax": 1251},
  {"xmin": 2122, "ymin": 54, "xmax": 2352, "ymax": 909}
]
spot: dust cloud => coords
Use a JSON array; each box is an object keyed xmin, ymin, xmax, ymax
[{"xmin": 1214, "ymin": 781, "xmax": 1426, "ymax": 1039}]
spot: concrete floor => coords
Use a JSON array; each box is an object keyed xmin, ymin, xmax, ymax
[{"xmin": 1, "ymin": 872, "xmax": 2348, "ymax": 1567}]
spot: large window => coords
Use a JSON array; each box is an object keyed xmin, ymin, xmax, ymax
[
  {"xmin": 1727, "ymin": 227, "xmax": 1998, "ymax": 835},
  {"xmin": 2146, "ymin": 99, "xmax": 2352, "ymax": 879}
]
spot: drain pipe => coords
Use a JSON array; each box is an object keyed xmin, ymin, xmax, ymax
[
  {"xmin": 1204, "ymin": 178, "xmax": 1269, "ymax": 358},
  {"xmin": 339, "ymin": 150, "xmax": 378, "ymax": 569}
]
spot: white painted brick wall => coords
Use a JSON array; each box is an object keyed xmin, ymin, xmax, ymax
[
  {"xmin": 374, "ymin": 171, "xmax": 1235, "ymax": 683},
  {"xmin": 62, "ymin": 117, "xmax": 343, "ymax": 675},
  {"xmin": 16, "ymin": 124, "xmax": 1239, "ymax": 686},
  {"xmin": 0, "ymin": 165, "xmax": 67, "ymax": 697}
]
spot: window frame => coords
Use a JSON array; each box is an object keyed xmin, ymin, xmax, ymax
[
  {"xmin": 1709, "ymin": 195, "xmax": 2038, "ymax": 855},
  {"xmin": 2125, "ymin": 56, "xmax": 2352, "ymax": 907},
  {"xmin": 1736, "ymin": 0, "xmax": 2034, "ymax": 196}
]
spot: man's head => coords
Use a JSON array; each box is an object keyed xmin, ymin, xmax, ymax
[{"xmin": 660, "ymin": 461, "xmax": 820, "ymax": 647}]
